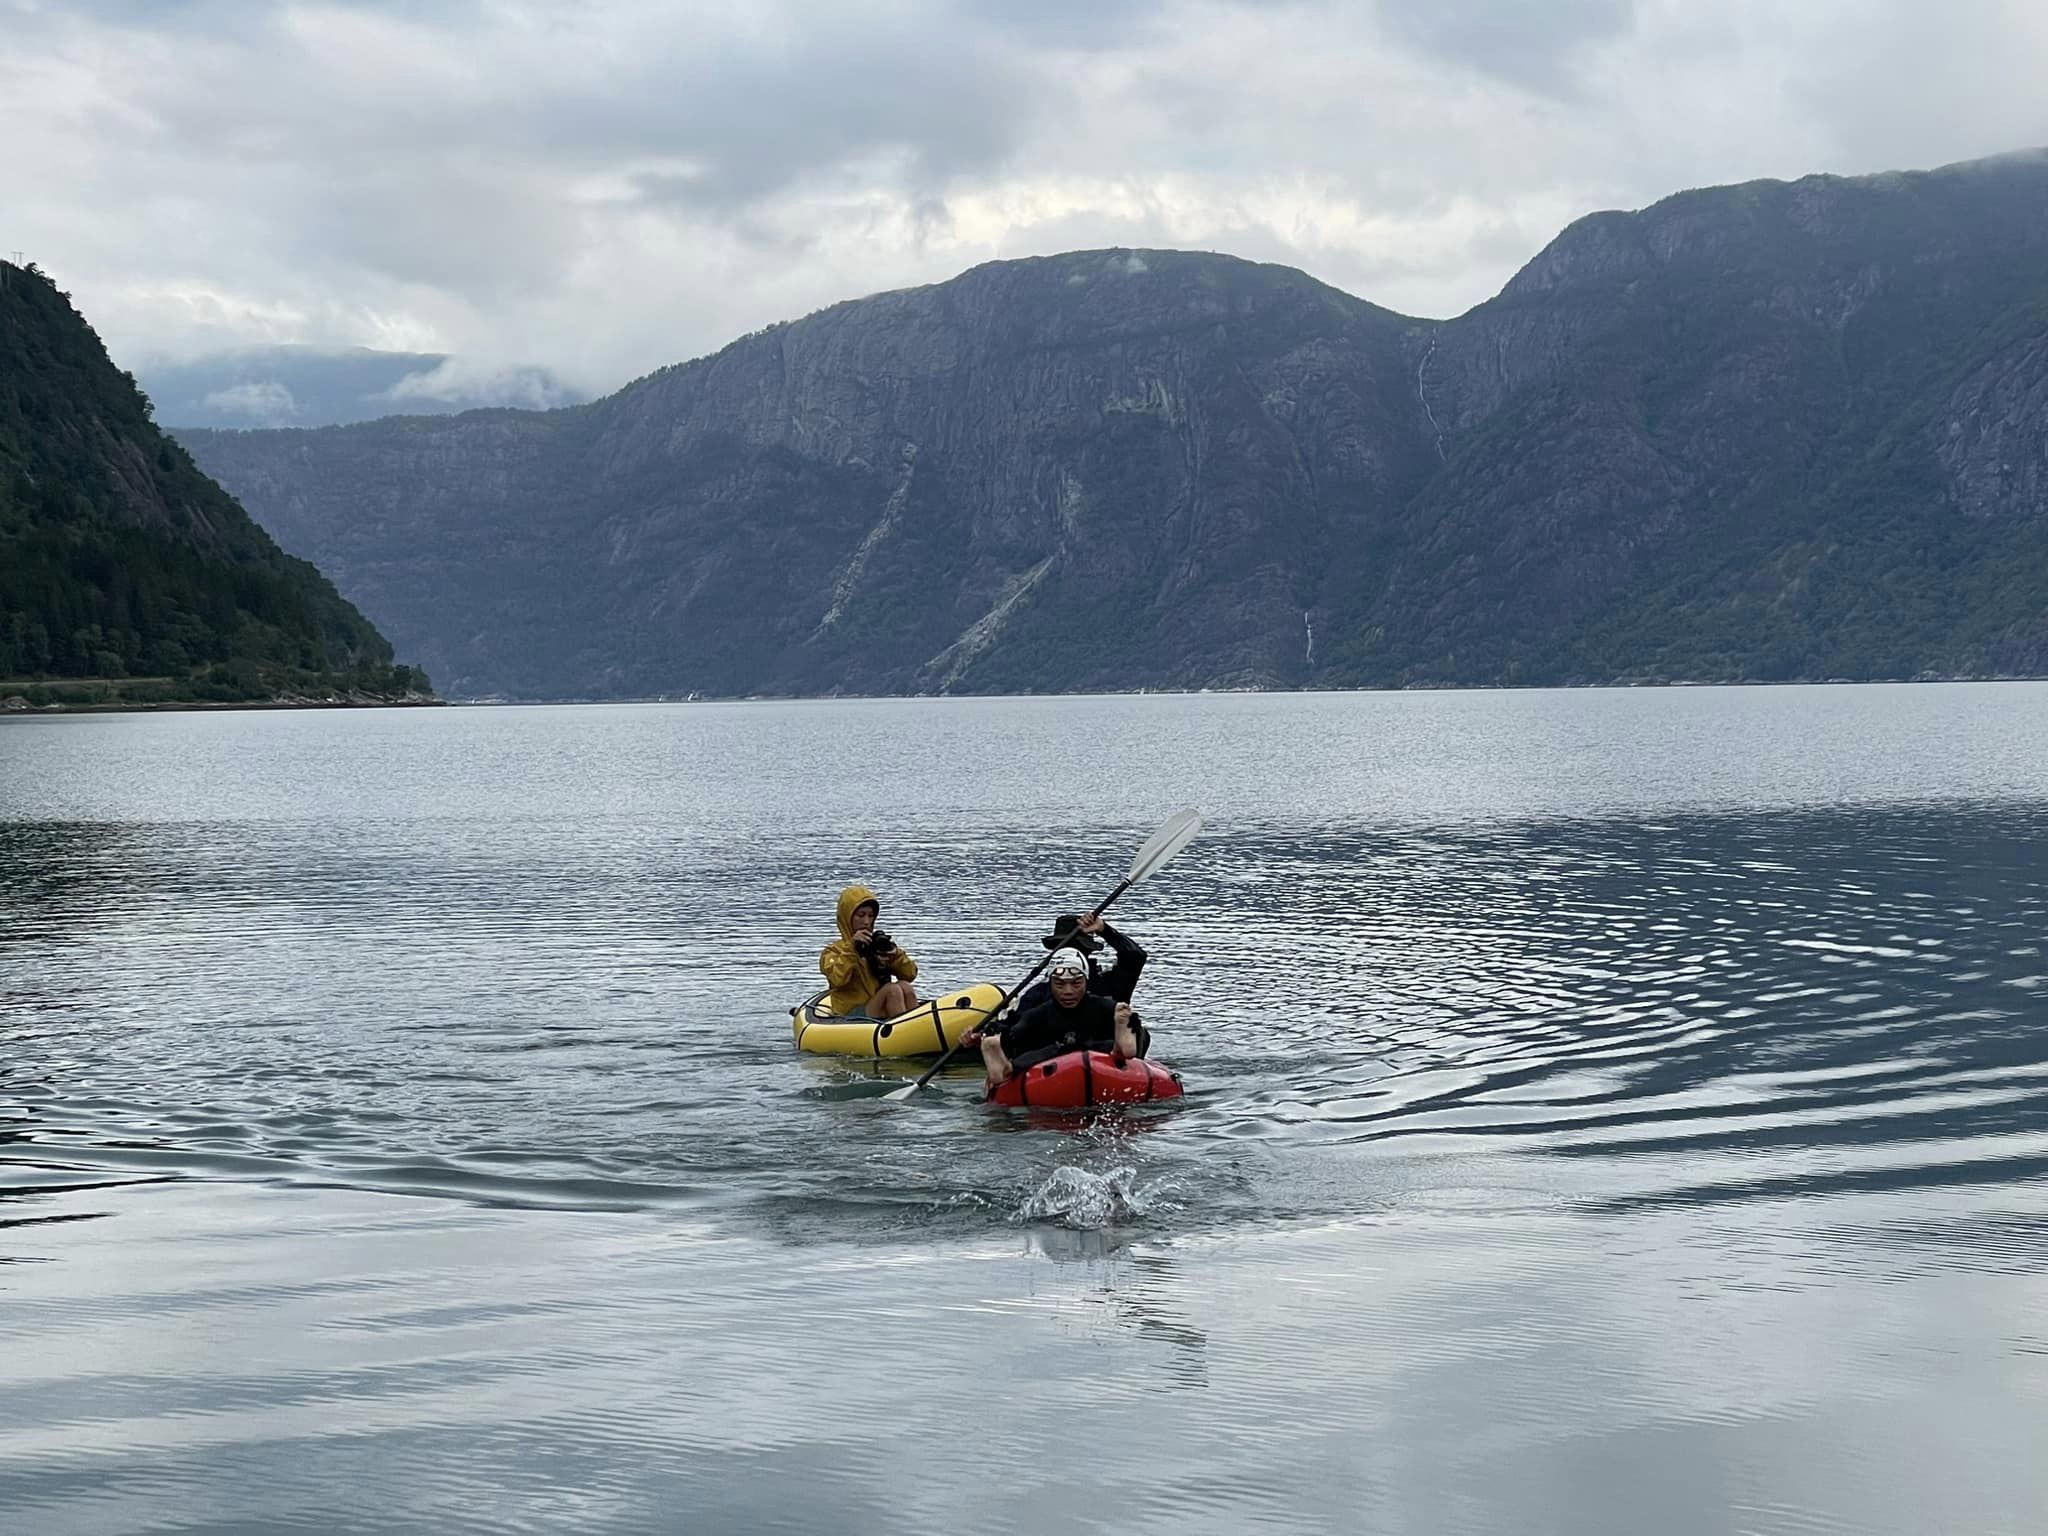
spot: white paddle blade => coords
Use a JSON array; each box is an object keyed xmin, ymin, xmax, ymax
[{"xmin": 1127, "ymin": 807, "xmax": 1203, "ymax": 884}]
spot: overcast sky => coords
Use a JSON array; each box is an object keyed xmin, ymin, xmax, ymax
[{"xmin": 4, "ymin": 0, "xmax": 2046, "ymax": 396}]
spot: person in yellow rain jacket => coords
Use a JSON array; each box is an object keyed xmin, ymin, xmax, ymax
[{"xmin": 819, "ymin": 884, "xmax": 920, "ymax": 1019}]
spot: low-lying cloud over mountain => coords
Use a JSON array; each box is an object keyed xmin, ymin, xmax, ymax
[{"xmin": 138, "ymin": 347, "xmax": 586, "ymax": 429}]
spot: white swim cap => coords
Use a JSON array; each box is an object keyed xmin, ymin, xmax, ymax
[{"xmin": 1047, "ymin": 947, "xmax": 1090, "ymax": 978}]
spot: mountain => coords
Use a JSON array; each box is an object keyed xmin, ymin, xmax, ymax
[
  {"xmin": 177, "ymin": 150, "xmax": 2048, "ymax": 699},
  {"xmin": 1357, "ymin": 150, "xmax": 2048, "ymax": 686},
  {"xmin": 0, "ymin": 260, "xmax": 431, "ymax": 707},
  {"xmin": 137, "ymin": 345, "xmax": 586, "ymax": 429}
]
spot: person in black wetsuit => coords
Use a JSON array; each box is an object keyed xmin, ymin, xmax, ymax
[
  {"xmin": 964, "ymin": 911, "xmax": 1151, "ymax": 1054},
  {"xmin": 980, "ymin": 947, "xmax": 1139, "ymax": 1091},
  {"xmin": 1021, "ymin": 912, "xmax": 1146, "ymax": 1009}
]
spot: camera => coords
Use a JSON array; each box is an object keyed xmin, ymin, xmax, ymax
[{"xmin": 865, "ymin": 929, "xmax": 895, "ymax": 951}]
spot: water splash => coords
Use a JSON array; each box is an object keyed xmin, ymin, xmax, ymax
[{"xmin": 1017, "ymin": 1164, "xmax": 1180, "ymax": 1229}]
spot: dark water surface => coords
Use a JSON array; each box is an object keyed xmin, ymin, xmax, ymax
[{"xmin": 4, "ymin": 687, "xmax": 2047, "ymax": 1533}]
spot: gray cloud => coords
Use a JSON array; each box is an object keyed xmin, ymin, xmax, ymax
[
  {"xmin": 382, "ymin": 358, "xmax": 581, "ymax": 410},
  {"xmin": 201, "ymin": 380, "xmax": 298, "ymax": 423},
  {"xmin": 4, "ymin": 0, "xmax": 2045, "ymax": 397},
  {"xmin": 1375, "ymin": 0, "xmax": 1635, "ymax": 96}
]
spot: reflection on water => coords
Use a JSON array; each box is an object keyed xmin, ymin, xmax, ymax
[{"xmin": 4, "ymin": 689, "xmax": 2048, "ymax": 1533}]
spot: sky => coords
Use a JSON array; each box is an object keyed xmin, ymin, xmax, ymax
[{"xmin": 4, "ymin": 0, "xmax": 2046, "ymax": 398}]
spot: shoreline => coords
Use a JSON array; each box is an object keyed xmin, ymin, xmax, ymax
[
  {"xmin": 2, "ymin": 694, "xmax": 444, "ymax": 716},
  {"xmin": 9, "ymin": 672, "xmax": 2044, "ymax": 717},
  {"xmin": 443, "ymin": 673, "xmax": 2048, "ymax": 707}
]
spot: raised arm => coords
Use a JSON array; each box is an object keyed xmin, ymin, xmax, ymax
[{"xmin": 1097, "ymin": 922, "xmax": 1146, "ymax": 1003}]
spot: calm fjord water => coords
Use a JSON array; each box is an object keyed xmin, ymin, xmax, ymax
[{"xmin": 4, "ymin": 687, "xmax": 2047, "ymax": 1534}]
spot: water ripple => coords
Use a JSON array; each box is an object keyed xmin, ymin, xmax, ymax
[{"xmin": 7, "ymin": 694, "xmax": 2048, "ymax": 1532}]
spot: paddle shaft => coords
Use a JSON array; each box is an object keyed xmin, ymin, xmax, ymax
[{"xmin": 891, "ymin": 879, "xmax": 1134, "ymax": 1098}]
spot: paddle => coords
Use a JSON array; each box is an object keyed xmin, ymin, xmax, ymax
[{"xmin": 883, "ymin": 807, "xmax": 1204, "ymax": 1102}]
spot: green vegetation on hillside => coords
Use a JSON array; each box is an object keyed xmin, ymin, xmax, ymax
[{"xmin": 0, "ymin": 261, "xmax": 430, "ymax": 705}]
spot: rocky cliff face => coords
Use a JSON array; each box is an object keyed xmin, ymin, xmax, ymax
[
  {"xmin": 179, "ymin": 150, "xmax": 2048, "ymax": 697},
  {"xmin": 1361, "ymin": 151, "xmax": 2048, "ymax": 685},
  {"xmin": 184, "ymin": 252, "xmax": 1437, "ymax": 697}
]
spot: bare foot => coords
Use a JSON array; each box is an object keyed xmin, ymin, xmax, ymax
[{"xmin": 1113, "ymin": 1003, "xmax": 1138, "ymax": 1063}]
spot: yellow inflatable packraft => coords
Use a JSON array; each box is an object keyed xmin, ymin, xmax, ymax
[{"xmin": 791, "ymin": 982, "xmax": 1007, "ymax": 1057}]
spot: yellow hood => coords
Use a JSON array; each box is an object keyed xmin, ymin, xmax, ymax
[{"xmin": 835, "ymin": 885, "xmax": 879, "ymax": 941}]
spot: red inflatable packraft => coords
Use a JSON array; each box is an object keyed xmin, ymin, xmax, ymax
[{"xmin": 985, "ymin": 1050, "xmax": 1184, "ymax": 1108}]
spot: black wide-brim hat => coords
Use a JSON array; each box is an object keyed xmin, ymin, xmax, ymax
[{"xmin": 1040, "ymin": 914, "xmax": 1103, "ymax": 952}]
